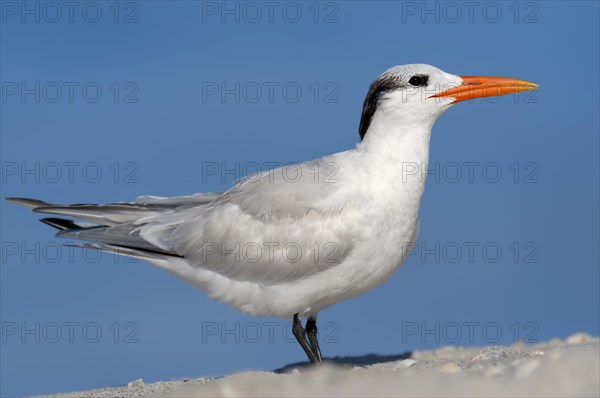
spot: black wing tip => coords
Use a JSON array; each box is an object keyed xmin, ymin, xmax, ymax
[
  {"xmin": 69, "ymin": 242, "xmax": 185, "ymax": 259},
  {"xmin": 40, "ymin": 217, "xmax": 82, "ymax": 231}
]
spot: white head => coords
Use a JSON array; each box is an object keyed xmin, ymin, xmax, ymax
[{"xmin": 358, "ymin": 64, "xmax": 539, "ymax": 141}]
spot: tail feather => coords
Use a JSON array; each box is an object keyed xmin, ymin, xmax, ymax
[
  {"xmin": 4, "ymin": 195, "xmax": 207, "ymax": 260},
  {"xmin": 6, "ymin": 193, "xmax": 221, "ymax": 226},
  {"xmin": 56, "ymin": 222, "xmax": 178, "ymax": 255},
  {"xmin": 32, "ymin": 204, "xmax": 168, "ymax": 225}
]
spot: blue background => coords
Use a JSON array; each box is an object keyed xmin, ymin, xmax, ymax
[{"xmin": 1, "ymin": 1, "xmax": 598, "ymax": 396}]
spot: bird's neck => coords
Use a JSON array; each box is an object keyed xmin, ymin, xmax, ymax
[{"xmin": 356, "ymin": 113, "xmax": 435, "ymax": 209}]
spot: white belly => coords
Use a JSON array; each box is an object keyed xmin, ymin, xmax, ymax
[{"xmin": 156, "ymin": 213, "xmax": 421, "ymax": 319}]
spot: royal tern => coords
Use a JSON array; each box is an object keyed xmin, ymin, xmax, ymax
[{"xmin": 7, "ymin": 64, "xmax": 538, "ymax": 364}]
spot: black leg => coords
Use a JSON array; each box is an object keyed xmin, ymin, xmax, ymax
[
  {"xmin": 292, "ymin": 314, "xmax": 318, "ymax": 364},
  {"xmin": 306, "ymin": 318, "xmax": 323, "ymax": 363}
]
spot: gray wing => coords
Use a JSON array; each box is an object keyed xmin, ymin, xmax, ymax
[{"xmin": 138, "ymin": 153, "xmax": 370, "ymax": 284}]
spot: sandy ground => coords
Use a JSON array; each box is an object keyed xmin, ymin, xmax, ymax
[{"xmin": 36, "ymin": 333, "xmax": 599, "ymax": 398}]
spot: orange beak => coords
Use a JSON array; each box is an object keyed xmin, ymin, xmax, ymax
[{"xmin": 431, "ymin": 76, "xmax": 539, "ymax": 103}]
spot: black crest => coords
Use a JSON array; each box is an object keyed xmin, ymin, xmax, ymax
[{"xmin": 358, "ymin": 76, "xmax": 403, "ymax": 140}]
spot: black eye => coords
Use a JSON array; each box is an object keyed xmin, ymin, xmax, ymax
[{"xmin": 409, "ymin": 75, "xmax": 428, "ymax": 87}]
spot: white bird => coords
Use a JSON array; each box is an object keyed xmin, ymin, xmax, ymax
[{"xmin": 7, "ymin": 64, "xmax": 538, "ymax": 364}]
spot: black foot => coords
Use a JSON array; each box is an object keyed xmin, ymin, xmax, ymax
[
  {"xmin": 306, "ymin": 317, "xmax": 323, "ymax": 362},
  {"xmin": 292, "ymin": 314, "xmax": 323, "ymax": 364}
]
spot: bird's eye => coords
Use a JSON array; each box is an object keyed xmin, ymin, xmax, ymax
[{"xmin": 409, "ymin": 75, "xmax": 427, "ymax": 87}]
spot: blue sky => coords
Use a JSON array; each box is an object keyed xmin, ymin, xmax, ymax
[{"xmin": 1, "ymin": 1, "xmax": 599, "ymax": 396}]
